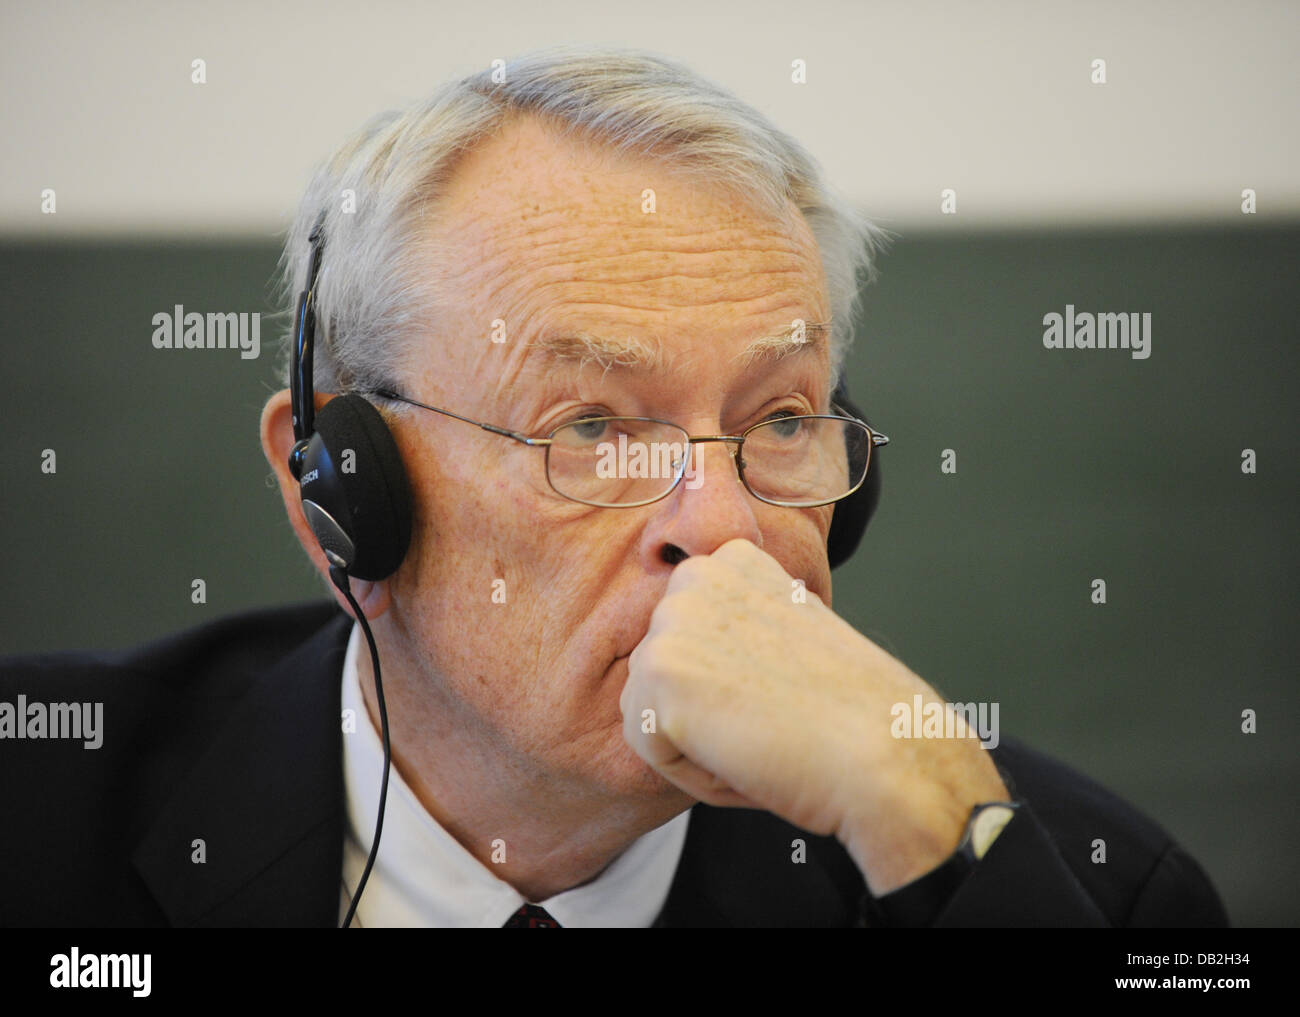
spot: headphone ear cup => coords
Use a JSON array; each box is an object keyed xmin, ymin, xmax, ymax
[
  {"xmin": 827, "ymin": 457, "xmax": 880, "ymax": 569},
  {"xmin": 827, "ymin": 386, "xmax": 881, "ymax": 570},
  {"xmin": 297, "ymin": 394, "xmax": 413, "ymax": 581}
]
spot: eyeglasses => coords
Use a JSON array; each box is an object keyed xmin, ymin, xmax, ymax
[{"xmin": 370, "ymin": 388, "xmax": 889, "ymax": 509}]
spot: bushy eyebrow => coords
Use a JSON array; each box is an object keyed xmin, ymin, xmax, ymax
[{"xmin": 529, "ymin": 320, "xmax": 830, "ymax": 372}]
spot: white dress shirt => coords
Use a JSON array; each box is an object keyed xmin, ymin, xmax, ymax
[{"xmin": 338, "ymin": 622, "xmax": 691, "ymax": 927}]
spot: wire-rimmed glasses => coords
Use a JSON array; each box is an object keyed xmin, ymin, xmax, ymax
[{"xmin": 371, "ymin": 388, "xmax": 888, "ymax": 509}]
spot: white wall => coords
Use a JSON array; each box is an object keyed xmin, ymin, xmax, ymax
[{"xmin": 2, "ymin": 0, "xmax": 1296, "ymax": 236}]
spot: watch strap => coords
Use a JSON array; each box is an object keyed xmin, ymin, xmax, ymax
[{"xmin": 860, "ymin": 801, "xmax": 1020, "ymax": 927}]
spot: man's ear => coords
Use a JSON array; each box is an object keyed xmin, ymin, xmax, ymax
[{"xmin": 260, "ymin": 389, "xmax": 392, "ymax": 620}]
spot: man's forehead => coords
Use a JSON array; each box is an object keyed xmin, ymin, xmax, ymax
[
  {"xmin": 420, "ymin": 114, "xmax": 833, "ymax": 391},
  {"xmin": 430, "ymin": 113, "xmax": 814, "ymax": 265}
]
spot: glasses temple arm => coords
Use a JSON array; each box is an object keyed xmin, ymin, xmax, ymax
[{"xmin": 368, "ymin": 388, "xmax": 550, "ymax": 445}]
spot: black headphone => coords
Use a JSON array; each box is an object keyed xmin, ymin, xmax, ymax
[
  {"xmin": 288, "ymin": 218, "xmax": 414, "ymax": 581},
  {"xmin": 288, "ymin": 217, "xmax": 883, "ymax": 577}
]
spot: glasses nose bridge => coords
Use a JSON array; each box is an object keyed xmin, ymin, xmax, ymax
[
  {"xmin": 677, "ymin": 433, "xmax": 746, "ymax": 487},
  {"xmin": 686, "ymin": 432, "xmax": 744, "ymax": 457}
]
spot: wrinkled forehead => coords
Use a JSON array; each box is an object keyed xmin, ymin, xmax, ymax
[{"xmin": 413, "ymin": 115, "xmax": 831, "ymax": 392}]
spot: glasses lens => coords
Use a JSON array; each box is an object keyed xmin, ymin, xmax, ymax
[
  {"xmin": 740, "ymin": 416, "xmax": 871, "ymax": 506},
  {"xmin": 547, "ymin": 418, "xmax": 692, "ymax": 507}
]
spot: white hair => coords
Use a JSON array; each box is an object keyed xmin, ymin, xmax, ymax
[{"xmin": 275, "ymin": 46, "xmax": 888, "ymax": 396}]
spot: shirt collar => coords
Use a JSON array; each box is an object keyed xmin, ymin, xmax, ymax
[{"xmin": 340, "ymin": 621, "xmax": 690, "ymax": 927}]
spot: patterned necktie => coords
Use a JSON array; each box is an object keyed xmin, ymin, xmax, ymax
[{"xmin": 503, "ymin": 903, "xmax": 562, "ymax": 928}]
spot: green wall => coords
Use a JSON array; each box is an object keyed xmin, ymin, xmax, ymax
[{"xmin": 2, "ymin": 225, "xmax": 1296, "ymax": 925}]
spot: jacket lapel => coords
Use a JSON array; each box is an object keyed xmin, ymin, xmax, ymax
[{"xmin": 132, "ymin": 611, "xmax": 352, "ymax": 926}]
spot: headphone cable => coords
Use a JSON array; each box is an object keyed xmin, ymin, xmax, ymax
[{"xmin": 332, "ymin": 565, "xmax": 391, "ymax": 929}]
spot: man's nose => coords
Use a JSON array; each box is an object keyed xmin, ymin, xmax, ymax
[{"xmin": 649, "ymin": 438, "xmax": 762, "ymax": 566}]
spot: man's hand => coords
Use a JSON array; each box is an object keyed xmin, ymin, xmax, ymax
[{"xmin": 620, "ymin": 538, "xmax": 1010, "ymax": 896}]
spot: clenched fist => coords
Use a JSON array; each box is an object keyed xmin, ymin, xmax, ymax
[{"xmin": 620, "ymin": 538, "xmax": 1009, "ymax": 895}]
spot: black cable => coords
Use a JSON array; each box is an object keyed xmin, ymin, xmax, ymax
[{"xmin": 331, "ymin": 565, "xmax": 392, "ymax": 929}]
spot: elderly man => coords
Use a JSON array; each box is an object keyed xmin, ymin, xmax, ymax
[{"xmin": 0, "ymin": 48, "xmax": 1226, "ymax": 928}]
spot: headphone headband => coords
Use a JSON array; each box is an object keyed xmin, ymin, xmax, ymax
[{"xmin": 290, "ymin": 211, "xmax": 328, "ymax": 449}]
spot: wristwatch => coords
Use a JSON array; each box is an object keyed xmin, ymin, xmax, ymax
[{"xmin": 861, "ymin": 801, "xmax": 1020, "ymax": 927}]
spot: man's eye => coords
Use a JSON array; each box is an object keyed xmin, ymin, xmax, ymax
[
  {"xmin": 559, "ymin": 411, "xmax": 620, "ymax": 443},
  {"xmin": 570, "ymin": 415, "xmax": 609, "ymax": 441},
  {"xmin": 761, "ymin": 409, "xmax": 804, "ymax": 438}
]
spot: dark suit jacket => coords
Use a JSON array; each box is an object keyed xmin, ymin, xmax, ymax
[{"xmin": 0, "ymin": 602, "xmax": 1228, "ymax": 927}]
